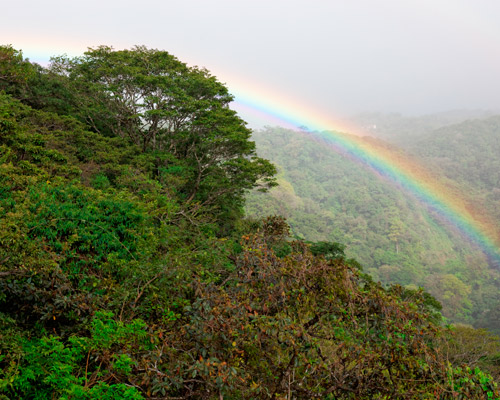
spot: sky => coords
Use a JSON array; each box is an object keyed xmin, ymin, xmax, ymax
[{"xmin": 2, "ymin": 0, "xmax": 500, "ymax": 130}]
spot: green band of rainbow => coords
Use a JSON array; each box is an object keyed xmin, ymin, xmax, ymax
[{"xmin": 232, "ymin": 90, "xmax": 500, "ymax": 266}]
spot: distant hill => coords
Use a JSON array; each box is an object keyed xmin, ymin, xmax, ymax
[
  {"xmin": 409, "ymin": 115, "xmax": 500, "ymax": 189},
  {"xmin": 382, "ymin": 114, "xmax": 500, "ymax": 267},
  {"xmin": 247, "ymin": 125, "xmax": 500, "ymax": 332},
  {"xmin": 350, "ymin": 110, "xmax": 498, "ymax": 146},
  {"xmin": 401, "ymin": 115, "xmax": 500, "ymax": 333}
]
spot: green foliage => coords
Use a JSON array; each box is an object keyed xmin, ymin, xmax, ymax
[
  {"xmin": 353, "ymin": 113, "xmax": 500, "ymax": 333},
  {"xmin": 447, "ymin": 366, "xmax": 499, "ymax": 400},
  {"xmin": 0, "ymin": 312, "xmax": 146, "ymax": 399},
  {"xmin": 441, "ymin": 324, "xmax": 500, "ymax": 380},
  {"xmin": 49, "ymin": 46, "xmax": 276, "ymax": 229},
  {"xmin": 150, "ymin": 223, "xmax": 499, "ymax": 399},
  {"xmin": 309, "ymin": 240, "xmax": 346, "ymax": 260},
  {"xmin": 0, "ymin": 45, "xmax": 34, "ymax": 95},
  {"xmin": 246, "ymin": 126, "xmax": 500, "ymax": 329},
  {"xmin": 1, "ymin": 46, "xmax": 499, "ymax": 399}
]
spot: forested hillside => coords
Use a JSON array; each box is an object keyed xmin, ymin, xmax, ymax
[
  {"xmin": 246, "ymin": 126, "xmax": 500, "ymax": 332},
  {"xmin": 408, "ymin": 117, "xmax": 500, "ymax": 241},
  {"xmin": 350, "ymin": 110, "xmax": 498, "ymax": 146},
  {"xmin": 398, "ymin": 116, "xmax": 500, "ymax": 333},
  {"xmin": 1, "ymin": 45, "xmax": 500, "ymax": 399},
  {"xmin": 411, "ymin": 116, "xmax": 500, "ymax": 186}
]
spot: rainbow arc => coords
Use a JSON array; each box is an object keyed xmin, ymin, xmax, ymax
[
  {"xmin": 230, "ymin": 87, "xmax": 500, "ymax": 265},
  {"xmin": 12, "ymin": 45, "xmax": 500, "ymax": 264}
]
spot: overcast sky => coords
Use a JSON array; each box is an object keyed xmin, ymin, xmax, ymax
[{"xmin": 3, "ymin": 0, "xmax": 500, "ymax": 128}]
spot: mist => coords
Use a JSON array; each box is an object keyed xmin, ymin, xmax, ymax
[{"xmin": 3, "ymin": 0, "xmax": 500, "ymax": 127}]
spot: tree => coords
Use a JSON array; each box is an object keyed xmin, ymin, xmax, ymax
[
  {"xmin": 50, "ymin": 46, "xmax": 276, "ymax": 226},
  {"xmin": 425, "ymin": 273, "xmax": 472, "ymax": 322},
  {"xmin": 0, "ymin": 45, "xmax": 34, "ymax": 96},
  {"xmin": 441, "ymin": 324, "xmax": 500, "ymax": 380}
]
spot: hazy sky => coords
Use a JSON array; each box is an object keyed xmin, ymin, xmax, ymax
[{"xmin": 3, "ymin": 0, "xmax": 500, "ymax": 129}]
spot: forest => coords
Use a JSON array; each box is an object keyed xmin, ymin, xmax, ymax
[
  {"xmin": 247, "ymin": 122, "xmax": 500, "ymax": 334},
  {"xmin": 1, "ymin": 45, "xmax": 500, "ymax": 399}
]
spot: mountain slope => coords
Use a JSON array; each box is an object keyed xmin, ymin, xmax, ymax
[
  {"xmin": 247, "ymin": 126, "xmax": 500, "ymax": 330},
  {"xmin": 1, "ymin": 45, "xmax": 500, "ymax": 398}
]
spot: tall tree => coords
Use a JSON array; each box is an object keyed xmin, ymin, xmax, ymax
[
  {"xmin": 51, "ymin": 46, "xmax": 276, "ymax": 226},
  {"xmin": 0, "ymin": 45, "xmax": 34, "ymax": 97}
]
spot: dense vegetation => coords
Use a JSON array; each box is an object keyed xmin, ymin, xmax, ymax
[
  {"xmin": 247, "ymin": 126, "xmax": 500, "ymax": 332},
  {"xmin": 353, "ymin": 113, "xmax": 500, "ymax": 332},
  {"xmin": 1, "ymin": 45, "xmax": 499, "ymax": 399}
]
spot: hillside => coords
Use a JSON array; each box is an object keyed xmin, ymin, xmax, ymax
[
  {"xmin": 1, "ymin": 45, "xmax": 500, "ymax": 399},
  {"xmin": 350, "ymin": 110, "xmax": 498, "ymax": 146},
  {"xmin": 399, "ymin": 115, "xmax": 500, "ymax": 333},
  {"xmin": 409, "ymin": 116, "xmax": 500, "ymax": 227},
  {"xmin": 246, "ymin": 126, "xmax": 500, "ymax": 332},
  {"xmin": 359, "ymin": 113, "xmax": 500, "ymax": 331},
  {"xmin": 353, "ymin": 112, "xmax": 500, "ymax": 194}
]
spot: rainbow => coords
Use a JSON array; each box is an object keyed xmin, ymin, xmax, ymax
[
  {"xmin": 229, "ymin": 84, "xmax": 500, "ymax": 265},
  {"xmin": 13, "ymin": 45, "xmax": 500, "ymax": 265}
]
